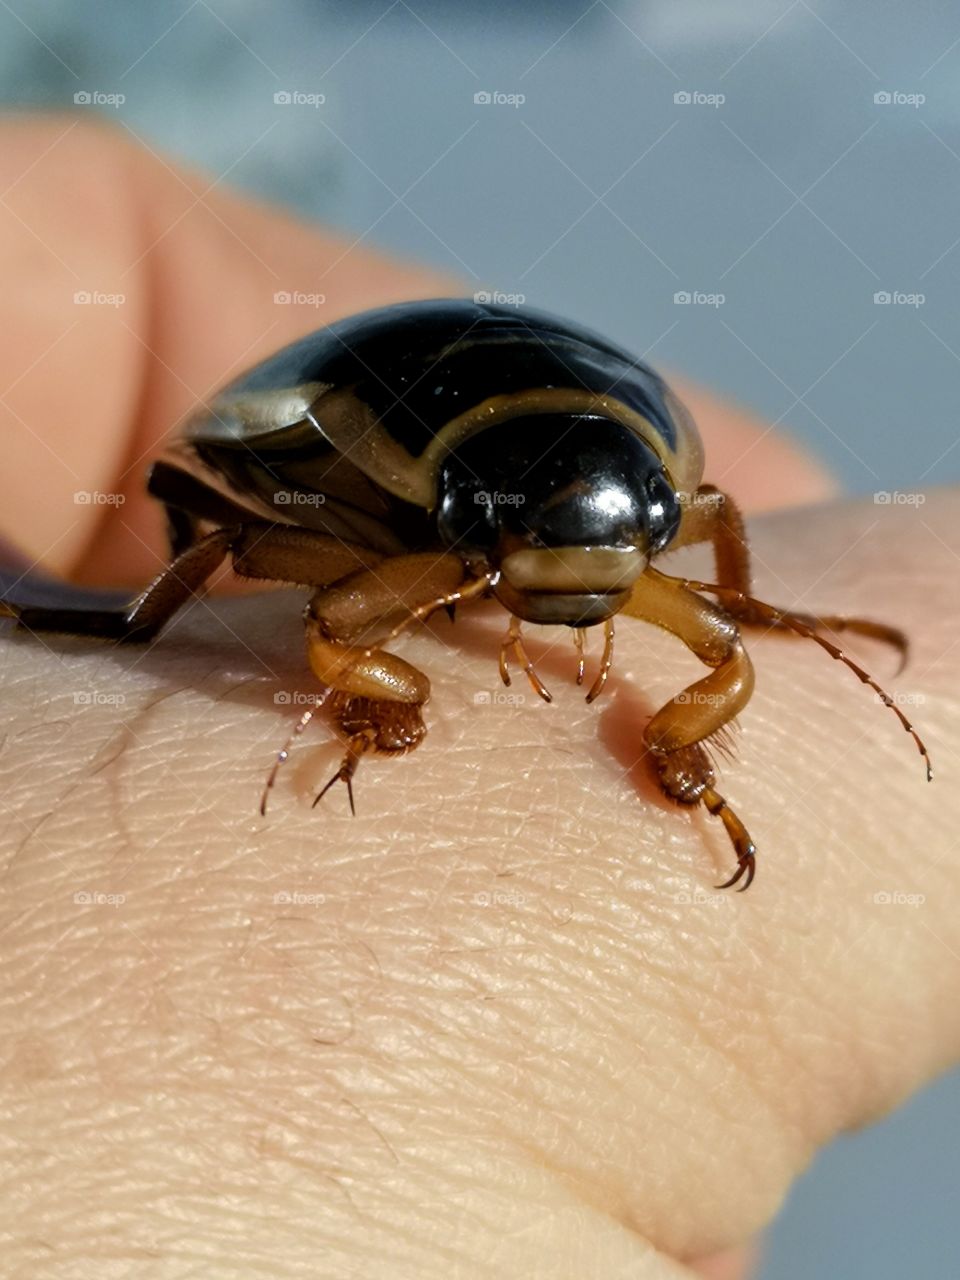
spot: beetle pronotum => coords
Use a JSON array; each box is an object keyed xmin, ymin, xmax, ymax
[{"xmin": 0, "ymin": 299, "xmax": 932, "ymax": 889}]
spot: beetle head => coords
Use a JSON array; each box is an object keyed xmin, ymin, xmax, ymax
[{"xmin": 436, "ymin": 414, "xmax": 680, "ymax": 625}]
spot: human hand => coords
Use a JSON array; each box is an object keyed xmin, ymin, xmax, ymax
[{"xmin": 1, "ymin": 117, "xmax": 956, "ymax": 1280}]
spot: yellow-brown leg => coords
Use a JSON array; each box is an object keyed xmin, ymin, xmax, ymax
[
  {"xmin": 672, "ymin": 576, "xmax": 933, "ymax": 783},
  {"xmin": 264, "ymin": 553, "xmax": 492, "ymax": 811},
  {"xmin": 674, "ymin": 485, "xmax": 908, "ymax": 669},
  {"xmin": 621, "ymin": 567, "xmax": 758, "ymax": 889}
]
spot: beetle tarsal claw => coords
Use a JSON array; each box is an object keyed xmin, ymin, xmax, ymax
[
  {"xmin": 702, "ymin": 784, "xmax": 757, "ymax": 891},
  {"xmin": 312, "ymin": 734, "xmax": 372, "ymax": 814},
  {"xmin": 499, "ymin": 616, "xmax": 552, "ymax": 703},
  {"xmin": 312, "ymin": 767, "xmax": 356, "ymax": 815},
  {"xmin": 715, "ymin": 852, "xmax": 756, "ymax": 893}
]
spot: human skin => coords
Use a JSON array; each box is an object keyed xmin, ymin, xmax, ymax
[{"xmin": 1, "ymin": 118, "xmax": 958, "ymax": 1280}]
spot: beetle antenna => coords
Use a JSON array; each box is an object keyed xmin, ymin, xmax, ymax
[{"xmin": 683, "ymin": 580, "xmax": 933, "ymax": 782}]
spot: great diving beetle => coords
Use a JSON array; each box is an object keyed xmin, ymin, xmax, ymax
[{"xmin": 0, "ymin": 298, "xmax": 932, "ymax": 890}]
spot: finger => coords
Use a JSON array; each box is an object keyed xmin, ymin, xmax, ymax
[
  {"xmin": 0, "ymin": 491, "xmax": 954, "ymax": 1273},
  {"xmin": 671, "ymin": 377, "xmax": 839, "ymax": 511},
  {"xmin": 0, "ymin": 116, "xmax": 459, "ymax": 585}
]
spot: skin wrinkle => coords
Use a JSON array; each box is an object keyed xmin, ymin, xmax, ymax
[
  {"xmin": 108, "ymin": 768, "xmax": 921, "ymax": 1259},
  {"xmin": 312, "ymin": 931, "xmax": 778, "ymax": 1249}
]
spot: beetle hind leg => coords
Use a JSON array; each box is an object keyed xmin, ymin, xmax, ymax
[
  {"xmin": 0, "ymin": 528, "xmax": 236, "ymax": 642},
  {"xmin": 673, "ymin": 484, "xmax": 909, "ymax": 669},
  {"xmin": 261, "ymin": 552, "xmax": 488, "ymax": 812},
  {"xmin": 679, "ymin": 577, "xmax": 933, "ymax": 783},
  {"xmin": 717, "ymin": 594, "xmax": 908, "ymax": 675}
]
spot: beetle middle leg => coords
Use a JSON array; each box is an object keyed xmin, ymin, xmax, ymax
[
  {"xmin": 621, "ymin": 566, "xmax": 759, "ymax": 889},
  {"xmin": 674, "ymin": 484, "xmax": 908, "ymax": 668},
  {"xmin": 263, "ymin": 553, "xmax": 491, "ymax": 812}
]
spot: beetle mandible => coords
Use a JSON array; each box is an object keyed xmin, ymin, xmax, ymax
[{"xmin": 0, "ymin": 298, "xmax": 932, "ymax": 889}]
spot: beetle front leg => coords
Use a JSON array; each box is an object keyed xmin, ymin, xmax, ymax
[
  {"xmin": 621, "ymin": 566, "xmax": 758, "ymax": 889},
  {"xmin": 265, "ymin": 552, "xmax": 490, "ymax": 811}
]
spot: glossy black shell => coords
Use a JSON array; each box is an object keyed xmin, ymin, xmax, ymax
[{"xmin": 167, "ymin": 299, "xmax": 703, "ymax": 555}]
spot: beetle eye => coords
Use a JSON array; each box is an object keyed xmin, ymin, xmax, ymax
[{"xmin": 645, "ymin": 468, "xmax": 681, "ymax": 552}]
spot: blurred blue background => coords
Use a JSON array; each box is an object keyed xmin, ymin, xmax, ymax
[{"xmin": 1, "ymin": 2, "xmax": 956, "ymax": 1273}]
